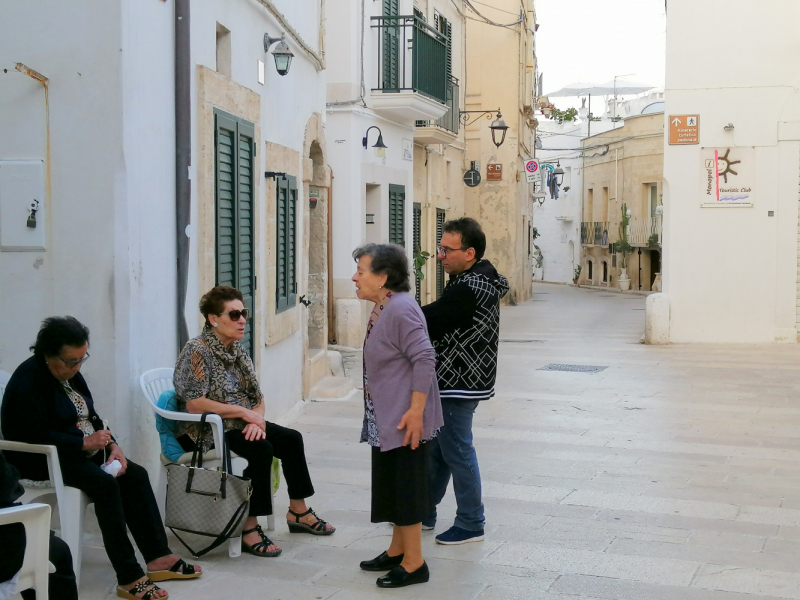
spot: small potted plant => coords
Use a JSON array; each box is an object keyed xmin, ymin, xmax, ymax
[
  {"xmin": 573, "ymin": 265, "xmax": 581, "ymax": 285},
  {"xmin": 616, "ymin": 204, "xmax": 633, "ymax": 291}
]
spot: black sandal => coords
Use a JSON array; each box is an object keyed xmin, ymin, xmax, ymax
[
  {"xmin": 287, "ymin": 507, "xmax": 335, "ymax": 536},
  {"xmin": 241, "ymin": 524, "xmax": 282, "ymax": 557},
  {"xmin": 147, "ymin": 558, "xmax": 201, "ymax": 581},
  {"xmin": 117, "ymin": 578, "xmax": 166, "ymax": 600}
]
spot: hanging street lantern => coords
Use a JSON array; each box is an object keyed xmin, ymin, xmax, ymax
[
  {"xmin": 264, "ymin": 32, "xmax": 294, "ymax": 76},
  {"xmin": 489, "ymin": 110, "xmax": 509, "ymax": 148}
]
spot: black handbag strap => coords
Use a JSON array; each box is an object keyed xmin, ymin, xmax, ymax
[
  {"xmin": 168, "ymin": 495, "xmax": 250, "ymax": 558},
  {"xmin": 186, "ymin": 413, "xmax": 229, "ymax": 498}
]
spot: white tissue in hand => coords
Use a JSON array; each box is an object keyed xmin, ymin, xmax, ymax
[{"xmin": 101, "ymin": 459, "xmax": 122, "ymax": 477}]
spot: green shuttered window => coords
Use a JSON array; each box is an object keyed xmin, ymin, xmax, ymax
[
  {"xmin": 276, "ymin": 175, "xmax": 298, "ymax": 313},
  {"xmin": 388, "ymin": 184, "xmax": 405, "ymax": 246},
  {"xmin": 436, "ymin": 208, "xmax": 445, "ymax": 299},
  {"xmin": 413, "ymin": 202, "xmax": 422, "ymax": 302},
  {"xmin": 214, "ymin": 110, "xmax": 256, "ymax": 357}
]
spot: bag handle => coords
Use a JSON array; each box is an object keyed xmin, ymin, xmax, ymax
[{"xmin": 186, "ymin": 413, "xmax": 228, "ymax": 498}]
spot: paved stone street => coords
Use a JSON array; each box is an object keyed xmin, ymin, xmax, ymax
[{"xmin": 79, "ymin": 283, "xmax": 800, "ymax": 599}]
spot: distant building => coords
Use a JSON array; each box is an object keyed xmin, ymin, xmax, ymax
[{"xmin": 579, "ymin": 113, "xmax": 664, "ymax": 291}]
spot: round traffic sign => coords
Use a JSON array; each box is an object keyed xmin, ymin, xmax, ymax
[
  {"xmin": 463, "ymin": 169, "xmax": 481, "ymax": 187},
  {"xmin": 525, "ymin": 160, "xmax": 539, "ymax": 174}
]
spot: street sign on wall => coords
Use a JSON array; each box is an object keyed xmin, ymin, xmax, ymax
[
  {"xmin": 669, "ymin": 115, "xmax": 699, "ymax": 145},
  {"xmin": 524, "ymin": 159, "xmax": 540, "ymax": 183},
  {"xmin": 463, "ymin": 169, "xmax": 481, "ymax": 187}
]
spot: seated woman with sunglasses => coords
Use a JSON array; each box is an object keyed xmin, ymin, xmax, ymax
[
  {"xmin": 1, "ymin": 316, "xmax": 202, "ymax": 600},
  {"xmin": 173, "ymin": 286, "xmax": 335, "ymax": 558}
]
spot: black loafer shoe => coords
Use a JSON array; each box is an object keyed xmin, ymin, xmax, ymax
[
  {"xmin": 360, "ymin": 551, "xmax": 404, "ymax": 572},
  {"xmin": 376, "ymin": 562, "xmax": 430, "ymax": 588}
]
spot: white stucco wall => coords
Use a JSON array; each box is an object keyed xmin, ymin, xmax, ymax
[{"xmin": 661, "ymin": 0, "xmax": 800, "ymax": 343}]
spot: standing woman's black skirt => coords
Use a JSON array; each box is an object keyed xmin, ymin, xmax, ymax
[{"xmin": 371, "ymin": 443, "xmax": 432, "ymax": 526}]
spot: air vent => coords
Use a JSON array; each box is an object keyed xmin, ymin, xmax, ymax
[{"xmin": 538, "ymin": 364, "xmax": 608, "ymax": 373}]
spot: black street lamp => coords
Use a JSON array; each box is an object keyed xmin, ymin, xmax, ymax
[
  {"xmin": 362, "ymin": 126, "xmax": 387, "ymax": 158},
  {"xmin": 459, "ymin": 108, "xmax": 509, "ymax": 148},
  {"xmin": 264, "ymin": 32, "xmax": 294, "ymax": 76}
]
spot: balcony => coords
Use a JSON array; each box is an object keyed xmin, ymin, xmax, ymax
[
  {"xmin": 415, "ymin": 77, "xmax": 460, "ymax": 145},
  {"xmin": 628, "ymin": 215, "xmax": 663, "ymax": 247},
  {"xmin": 580, "ymin": 221, "xmax": 610, "ymax": 246},
  {"xmin": 371, "ymin": 15, "xmax": 450, "ymax": 122}
]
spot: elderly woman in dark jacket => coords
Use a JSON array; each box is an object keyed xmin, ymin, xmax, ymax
[
  {"xmin": 1, "ymin": 317, "xmax": 201, "ymax": 600},
  {"xmin": 351, "ymin": 244, "xmax": 443, "ymax": 589}
]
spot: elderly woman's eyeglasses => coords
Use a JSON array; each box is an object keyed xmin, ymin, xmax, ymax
[
  {"xmin": 59, "ymin": 352, "xmax": 90, "ymax": 367},
  {"xmin": 437, "ymin": 245, "xmax": 465, "ymax": 257},
  {"xmin": 221, "ymin": 309, "xmax": 249, "ymax": 322}
]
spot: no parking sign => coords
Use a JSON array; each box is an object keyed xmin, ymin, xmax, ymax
[{"xmin": 525, "ymin": 159, "xmax": 540, "ymax": 183}]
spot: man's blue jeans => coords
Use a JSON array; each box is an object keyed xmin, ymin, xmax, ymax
[{"xmin": 426, "ymin": 399, "xmax": 485, "ymax": 531}]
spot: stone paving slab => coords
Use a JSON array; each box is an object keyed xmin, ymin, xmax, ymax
[{"xmin": 72, "ymin": 285, "xmax": 800, "ymax": 599}]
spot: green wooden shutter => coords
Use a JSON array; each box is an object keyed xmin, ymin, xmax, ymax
[
  {"xmin": 389, "ymin": 184, "xmax": 405, "ymax": 246},
  {"xmin": 214, "ymin": 110, "xmax": 256, "ymax": 357},
  {"xmin": 436, "ymin": 209, "xmax": 445, "ymax": 298},
  {"xmin": 444, "ymin": 18, "xmax": 452, "ymax": 83},
  {"xmin": 276, "ymin": 176, "xmax": 297, "ymax": 313},
  {"xmin": 383, "ymin": 0, "xmax": 399, "ymax": 90},
  {"xmin": 413, "ymin": 203, "xmax": 422, "ymax": 302}
]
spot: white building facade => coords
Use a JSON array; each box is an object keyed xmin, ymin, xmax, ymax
[
  {"xmin": 0, "ymin": 0, "xmax": 330, "ymax": 473},
  {"xmin": 325, "ymin": 0, "xmax": 451, "ymax": 343},
  {"xmin": 649, "ymin": 0, "xmax": 800, "ymax": 343}
]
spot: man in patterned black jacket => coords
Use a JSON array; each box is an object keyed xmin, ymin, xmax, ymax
[{"xmin": 421, "ymin": 217, "xmax": 509, "ymax": 545}]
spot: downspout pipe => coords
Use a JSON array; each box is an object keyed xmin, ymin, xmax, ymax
[{"xmin": 175, "ymin": 0, "xmax": 191, "ymax": 348}]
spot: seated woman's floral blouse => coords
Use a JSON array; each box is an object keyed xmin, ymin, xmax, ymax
[{"xmin": 173, "ymin": 328, "xmax": 263, "ymax": 445}]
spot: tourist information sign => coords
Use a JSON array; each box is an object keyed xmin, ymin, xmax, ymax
[{"xmin": 669, "ymin": 115, "xmax": 699, "ymax": 145}]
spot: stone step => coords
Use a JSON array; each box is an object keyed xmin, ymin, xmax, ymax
[{"xmin": 308, "ymin": 376, "xmax": 356, "ymax": 402}]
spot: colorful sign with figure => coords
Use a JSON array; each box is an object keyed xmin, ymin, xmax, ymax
[{"xmin": 699, "ymin": 147, "xmax": 754, "ymax": 206}]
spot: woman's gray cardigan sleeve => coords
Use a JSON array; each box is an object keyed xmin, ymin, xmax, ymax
[{"xmin": 389, "ymin": 304, "xmax": 437, "ymax": 395}]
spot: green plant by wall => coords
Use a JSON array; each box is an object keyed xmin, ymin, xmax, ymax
[
  {"xmin": 573, "ymin": 265, "xmax": 581, "ymax": 281},
  {"xmin": 549, "ymin": 105, "xmax": 578, "ymax": 124},
  {"xmin": 647, "ymin": 233, "xmax": 660, "ymax": 248},
  {"xmin": 413, "ymin": 247, "xmax": 430, "ymax": 282},
  {"xmin": 616, "ymin": 203, "xmax": 634, "ymax": 269}
]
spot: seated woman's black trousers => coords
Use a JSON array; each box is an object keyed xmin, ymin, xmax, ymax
[
  {"xmin": 60, "ymin": 453, "xmax": 171, "ymax": 586},
  {"xmin": 179, "ymin": 423, "xmax": 315, "ymax": 516}
]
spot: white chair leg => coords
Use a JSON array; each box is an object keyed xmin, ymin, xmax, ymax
[
  {"xmin": 60, "ymin": 487, "xmax": 89, "ymax": 586},
  {"xmin": 228, "ymin": 535, "xmax": 242, "ymax": 558}
]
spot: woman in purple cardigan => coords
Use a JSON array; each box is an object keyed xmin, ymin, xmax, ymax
[{"xmin": 351, "ymin": 244, "xmax": 443, "ymax": 589}]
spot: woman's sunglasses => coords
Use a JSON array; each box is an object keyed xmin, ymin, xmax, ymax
[{"xmin": 221, "ymin": 309, "xmax": 249, "ymax": 322}]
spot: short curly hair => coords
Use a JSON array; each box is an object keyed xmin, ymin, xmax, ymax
[
  {"xmin": 30, "ymin": 316, "xmax": 90, "ymax": 358},
  {"xmin": 199, "ymin": 286, "xmax": 244, "ymax": 326},
  {"xmin": 352, "ymin": 244, "xmax": 411, "ymax": 293}
]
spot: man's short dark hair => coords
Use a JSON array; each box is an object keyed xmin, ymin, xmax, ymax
[
  {"xmin": 30, "ymin": 316, "xmax": 90, "ymax": 357},
  {"xmin": 352, "ymin": 244, "xmax": 411, "ymax": 293},
  {"xmin": 443, "ymin": 217, "xmax": 486, "ymax": 261}
]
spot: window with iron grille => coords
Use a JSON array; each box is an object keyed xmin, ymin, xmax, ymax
[
  {"xmin": 276, "ymin": 175, "xmax": 298, "ymax": 313},
  {"xmin": 389, "ymin": 184, "xmax": 405, "ymax": 246},
  {"xmin": 214, "ymin": 110, "xmax": 256, "ymax": 357},
  {"xmin": 436, "ymin": 209, "xmax": 445, "ymax": 298},
  {"xmin": 413, "ymin": 203, "xmax": 422, "ymax": 302}
]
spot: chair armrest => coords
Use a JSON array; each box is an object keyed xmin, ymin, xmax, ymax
[
  {"xmin": 152, "ymin": 409, "xmax": 225, "ymax": 454},
  {"xmin": 0, "ymin": 503, "xmax": 51, "ymax": 527},
  {"xmin": 0, "ymin": 441, "xmax": 65, "ymax": 490}
]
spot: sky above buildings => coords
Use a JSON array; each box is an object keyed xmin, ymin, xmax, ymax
[{"xmin": 535, "ymin": 0, "xmax": 666, "ymax": 109}]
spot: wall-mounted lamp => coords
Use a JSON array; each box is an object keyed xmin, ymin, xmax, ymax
[
  {"xmin": 724, "ymin": 123, "xmax": 734, "ymax": 131},
  {"xmin": 626, "ymin": 208, "xmax": 632, "ymax": 218},
  {"xmin": 264, "ymin": 32, "xmax": 294, "ymax": 76},
  {"xmin": 362, "ymin": 126, "xmax": 387, "ymax": 158},
  {"xmin": 265, "ymin": 171, "xmax": 287, "ymax": 180},
  {"xmin": 655, "ymin": 205, "xmax": 664, "ymax": 215},
  {"xmin": 459, "ymin": 108, "xmax": 509, "ymax": 148},
  {"xmin": 366, "ymin": 213, "xmax": 375, "ymax": 224}
]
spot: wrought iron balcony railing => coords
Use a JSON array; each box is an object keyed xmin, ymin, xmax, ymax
[
  {"xmin": 416, "ymin": 77, "xmax": 460, "ymax": 134},
  {"xmin": 580, "ymin": 222, "xmax": 610, "ymax": 246},
  {"xmin": 371, "ymin": 15, "xmax": 448, "ymax": 104}
]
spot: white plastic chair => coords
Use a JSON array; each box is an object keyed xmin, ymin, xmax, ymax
[
  {"xmin": 0, "ymin": 503, "xmax": 51, "ymax": 599},
  {"xmin": 139, "ymin": 368, "xmax": 275, "ymax": 559},
  {"xmin": 0, "ymin": 370, "xmax": 91, "ymax": 585},
  {"xmin": 0, "ymin": 440, "xmax": 92, "ymax": 587}
]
